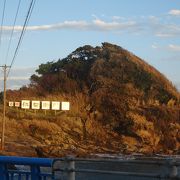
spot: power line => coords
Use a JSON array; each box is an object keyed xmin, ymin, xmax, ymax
[
  {"xmin": 5, "ymin": 0, "xmax": 22, "ymax": 64},
  {"xmin": 7, "ymin": 0, "xmax": 35, "ymax": 76},
  {"xmin": 7, "ymin": 0, "xmax": 36, "ymax": 78},
  {"xmin": 0, "ymin": 0, "xmax": 36, "ymax": 151},
  {"xmin": 0, "ymin": 0, "xmax": 7, "ymax": 58},
  {"xmin": 27, "ymin": 0, "xmax": 36, "ymax": 26}
]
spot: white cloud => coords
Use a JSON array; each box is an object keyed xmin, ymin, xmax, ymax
[
  {"xmin": 6, "ymin": 79, "xmax": 30, "ymax": 90},
  {"xmin": 148, "ymin": 15, "xmax": 160, "ymax": 23},
  {"xmin": 9, "ymin": 85, "xmax": 23, "ymax": 90},
  {"xmin": 91, "ymin": 14, "xmax": 98, "ymax": 19},
  {"xmin": 7, "ymin": 76, "xmax": 30, "ymax": 80},
  {"xmin": 0, "ymin": 77, "xmax": 30, "ymax": 91},
  {"xmin": 0, "ymin": 77, "xmax": 28, "ymax": 82},
  {"xmin": 156, "ymin": 33, "xmax": 174, "ymax": 37},
  {"xmin": 168, "ymin": 9, "xmax": 180, "ymax": 16},
  {"xmin": 3, "ymin": 21, "xmax": 89, "ymax": 32},
  {"xmin": 0, "ymin": 67, "xmax": 35, "ymax": 91},
  {"xmin": 92, "ymin": 19, "xmax": 137, "ymax": 31},
  {"xmin": 112, "ymin": 16, "xmax": 125, "ymax": 21},
  {"xmin": 1, "ymin": 15, "xmax": 179, "ymax": 38},
  {"xmin": 2, "ymin": 19, "xmax": 138, "ymax": 33},
  {"xmin": 168, "ymin": 44, "xmax": 180, "ymax": 51},
  {"xmin": 152, "ymin": 44, "xmax": 158, "ymax": 49},
  {"xmin": 154, "ymin": 23, "xmax": 180, "ymax": 38},
  {"xmin": 152, "ymin": 44, "xmax": 180, "ymax": 53}
]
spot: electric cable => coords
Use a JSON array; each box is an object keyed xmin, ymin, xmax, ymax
[
  {"xmin": 5, "ymin": 0, "xmax": 22, "ymax": 65},
  {"xmin": 7, "ymin": 0, "xmax": 36, "ymax": 78},
  {"xmin": 0, "ymin": 0, "xmax": 7, "ymax": 62}
]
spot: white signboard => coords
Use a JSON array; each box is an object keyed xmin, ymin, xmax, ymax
[
  {"xmin": 61, "ymin": 102, "xmax": 70, "ymax": 110},
  {"xmin": 9, "ymin": 102, "xmax": 14, "ymax": 107},
  {"xmin": 31, "ymin": 101, "xmax": 40, "ymax": 110},
  {"xmin": 51, "ymin": 101, "xmax": 60, "ymax": 110},
  {"xmin": 21, "ymin": 100, "xmax": 30, "ymax": 109},
  {"xmin": 41, "ymin": 101, "xmax": 50, "ymax": 110},
  {"xmin": 15, "ymin": 102, "xmax": 20, "ymax": 107}
]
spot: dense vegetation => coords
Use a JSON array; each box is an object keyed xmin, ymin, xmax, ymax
[{"xmin": 4, "ymin": 42, "xmax": 180, "ymax": 156}]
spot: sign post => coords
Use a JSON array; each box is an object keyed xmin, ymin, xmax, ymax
[
  {"xmin": 51, "ymin": 101, "xmax": 60, "ymax": 115},
  {"xmin": 41, "ymin": 101, "xmax": 50, "ymax": 115},
  {"xmin": 21, "ymin": 100, "xmax": 30, "ymax": 112},
  {"xmin": 31, "ymin": 101, "xmax": 40, "ymax": 114}
]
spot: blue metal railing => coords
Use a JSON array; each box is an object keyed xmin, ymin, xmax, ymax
[
  {"xmin": 0, "ymin": 156, "xmax": 54, "ymax": 180},
  {"xmin": 0, "ymin": 155, "xmax": 179, "ymax": 180}
]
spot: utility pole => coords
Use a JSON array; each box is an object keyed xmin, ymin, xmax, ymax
[
  {"xmin": 178, "ymin": 93, "xmax": 180, "ymax": 122},
  {"xmin": 0, "ymin": 65, "xmax": 10, "ymax": 150}
]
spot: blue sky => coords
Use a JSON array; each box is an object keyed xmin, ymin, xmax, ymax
[{"xmin": 0, "ymin": 0, "xmax": 180, "ymax": 90}]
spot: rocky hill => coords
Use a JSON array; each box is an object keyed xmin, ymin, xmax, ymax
[{"xmin": 3, "ymin": 42, "xmax": 180, "ymax": 157}]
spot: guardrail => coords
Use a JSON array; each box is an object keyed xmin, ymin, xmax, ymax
[
  {"xmin": 0, "ymin": 156, "xmax": 54, "ymax": 180},
  {"xmin": 53, "ymin": 157, "xmax": 180, "ymax": 180},
  {"xmin": 0, "ymin": 155, "xmax": 179, "ymax": 180}
]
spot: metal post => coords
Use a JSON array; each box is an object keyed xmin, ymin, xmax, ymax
[
  {"xmin": 169, "ymin": 160, "xmax": 178, "ymax": 180},
  {"xmin": 169, "ymin": 165, "xmax": 178, "ymax": 179},
  {"xmin": 0, "ymin": 163, "xmax": 9, "ymax": 180},
  {"xmin": 31, "ymin": 165, "xmax": 41, "ymax": 180},
  {"xmin": 67, "ymin": 157, "xmax": 75, "ymax": 180},
  {"xmin": 178, "ymin": 94, "xmax": 180, "ymax": 122}
]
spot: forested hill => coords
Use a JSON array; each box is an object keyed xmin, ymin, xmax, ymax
[
  {"xmin": 5, "ymin": 42, "xmax": 180, "ymax": 156},
  {"xmin": 29, "ymin": 42, "xmax": 178, "ymax": 102}
]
